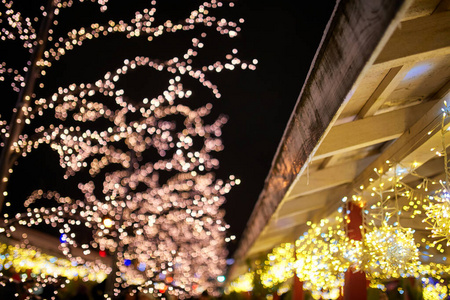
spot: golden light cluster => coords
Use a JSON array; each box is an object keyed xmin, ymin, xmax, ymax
[
  {"xmin": 424, "ymin": 190, "xmax": 450, "ymax": 246},
  {"xmin": 226, "ymin": 104, "xmax": 450, "ymax": 297},
  {"xmin": 362, "ymin": 223, "xmax": 420, "ymax": 279},
  {"xmin": 260, "ymin": 243, "xmax": 295, "ymax": 289},
  {"xmin": 226, "ymin": 272, "xmax": 253, "ymax": 294},
  {"xmin": 227, "ymin": 197, "xmax": 450, "ymax": 298},
  {"xmin": 294, "ymin": 218, "xmax": 350, "ymax": 300},
  {"xmin": 422, "ymin": 102, "xmax": 450, "ymax": 246},
  {"xmin": 422, "ymin": 278, "xmax": 448, "ymax": 300},
  {"xmin": 0, "ymin": 242, "xmax": 107, "ymax": 282},
  {"xmin": 230, "ymin": 163, "xmax": 450, "ymax": 295},
  {"xmin": 0, "ymin": 0, "xmax": 254, "ymax": 298}
]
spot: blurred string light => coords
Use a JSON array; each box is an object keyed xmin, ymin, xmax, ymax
[
  {"xmin": 276, "ymin": 281, "xmax": 291, "ymax": 296},
  {"xmin": 226, "ymin": 103, "xmax": 450, "ymax": 297},
  {"xmin": 423, "ymin": 101, "xmax": 450, "ymax": 246},
  {"xmin": 0, "ymin": 242, "xmax": 107, "ymax": 282},
  {"xmin": 260, "ymin": 243, "xmax": 295, "ymax": 289},
  {"xmin": 294, "ymin": 218, "xmax": 351, "ymax": 300},
  {"xmin": 362, "ymin": 223, "xmax": 420, "ymax": 279},
  {"xmin": 0, "ymin": 0, "xmax": 255, "ymax": 298},
  {"xmin": 226, "ymin": 272, "xmax": 253, "ymax": 294},
  {"xmin": 422, "ymin": 278, "xmax": 448, "ymax": 300},
  {"xmin": 226, "ymin": 162, "xmax": 450, "ymax": 296},
  {"xmin": 226, "ymin": 207, "xmax": 450, "ymax": 298},
  {"xmin": 0, "ymin": 0, "xmax": 255, "ymax": 93},
  {"xmin": 360, "ymin": 165, "xmax": 421, "ymax": 280}
]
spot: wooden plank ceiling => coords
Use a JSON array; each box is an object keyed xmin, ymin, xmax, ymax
[{"xmin": 230, "ymin": 0, "xmax": 450, "ymax": 279}]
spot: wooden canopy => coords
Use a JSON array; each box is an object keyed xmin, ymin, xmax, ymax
[{"xmin": 229, "ymin": 0, "xmax": 450, "ymax": 281}]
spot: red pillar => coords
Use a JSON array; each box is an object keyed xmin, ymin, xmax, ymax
[
  {"xmin": 405, "ymin": 277, "xmax": 416, "ymax": 300},
  {"xmin": 273, "ymin": 291, "xmax": 280, "ymax": 300},
  {"xmin": 292, "ymin": 274, "xmax": 304, "ymax": 300},
  {"xmin": 344, "ymin": 202, "xmax": 367, "ymax": 300}
]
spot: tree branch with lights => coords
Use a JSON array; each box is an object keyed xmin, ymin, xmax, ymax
[{"xmin": 0, "ymin": 0, "xmax": 255, "ymax": 298}]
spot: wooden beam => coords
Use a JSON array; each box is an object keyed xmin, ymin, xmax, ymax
[
  {"xmin": 287, "ymin": 156, "xmax": 376, "ymax": 199},
  {"xmin": 319, "ymin": 71, "xmax": 419, "ymax": 167},
  {"xmin": 353, "ymin": 97, "xmax": 449, "ymax": 199},
  {"xmin": 278, "ymin": 188, "xmax": 340, "ymax": 218},
  {"xmin": 271, "ymin": 214, "xmax": 309, "ymax": 232},
  {"xmin": 230, "ymin": 0, "xmax": 413, "ymax": 278},
  {"xmin": 246, "ymin": 234, "xmax": 294, "ymax": 257},
  {"xmin": 247, "ymin": 187, "xmax": 350, "ymax": 257},
  {"xmin": 314, "ymin": 101, "xmax": 437, "ymax": 161},
  {"xmin": 357, "ymin": 65, "xmax": 410, "ymax": 118},
  {"xmin": 402, "ymin": 0, "xmax": 440, "ymax": 21},
  {"xmin": 433, "ymin": 0, "xmax": 450, "ymax": 14},
  {"xmin": 354, "ymin": 81, "xmax": 450, "ymax": 195},
  {"xmin": 318, "ymin": 155, "xmax": 340, "ymax": 170},
  {"xmin": 374, "ymin": 10, "xmax": 450, "ymax": 68}
]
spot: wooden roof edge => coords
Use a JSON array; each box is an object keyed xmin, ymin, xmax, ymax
[{"xmin": 228, "ymin": 0, "xmax": 414, "ymax": 281}]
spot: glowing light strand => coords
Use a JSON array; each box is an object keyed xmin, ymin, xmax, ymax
[{"xmin": 423, "ymin": 102, "xmax": 450, "ymax": 245}]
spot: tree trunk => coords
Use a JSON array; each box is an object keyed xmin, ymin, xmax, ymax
[{"xmin": 0, "ymin": 0, "xmax": 56, "ymax": 211}]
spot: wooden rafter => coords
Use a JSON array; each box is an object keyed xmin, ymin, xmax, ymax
[
  {"xmin": 356, "ymin": 65, "xmax": 411, "ymax": 118},
  {"xmin": 374, "ymin": 10, "xmax": 450, "ymax": 69},
  {"xmin": 314, "ymin": 100, "xmax": 438, "ymax": 161},
  {"xmin": 287, "ymin": 156, "xmax": 376, "ymax": 199}
]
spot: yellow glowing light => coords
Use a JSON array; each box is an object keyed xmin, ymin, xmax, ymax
[
  {"xmin": 0, "ymin": 242, "xmax": 107, "ymax": 282},
  {"xmin": 260, "ymin": 243, "xmax": 295, "ymax": 288},
  {"xmin": 423, "ymin": 102, "xmax": 450, "ymax": 247},
  {"xmin": 226, "ymin": 272, "xmax": 254, "ymax": 294},
  {"xmin": 422, "ymin": 278, "xmax": 448, "ymax": 300},
  {"xmin": 362, "ymin": 223, "xmax": 419, "ymax": 279},
  {"xmin": 424, "ymin": 190, "xmax": 450, "ymax": 246},
  {"xmin": 294, "ymin": 221, "xmax": 354, "ymax": 299}
]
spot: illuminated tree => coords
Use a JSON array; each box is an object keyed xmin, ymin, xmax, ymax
[
  {"xmin": 0, "ymin": 0, "xmax": 255, "ymax": 209},
  {"xmin": 0, "ymin": 0, "xmax": 255, "ymax": 298}
]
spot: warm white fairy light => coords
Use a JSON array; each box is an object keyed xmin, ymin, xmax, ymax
[
  {"xmin": 0, "ymin": 0, "xmax": 254, "ymax": 96},
  {"xmin": 226, "ymin": 118, "xmax": 450, "ymax": 294},
  {"xmin": 358, "ymin": 164, "xmax": 425, "ymax": 282},
  {"xmin": 1, "ymin": 0, "xmax": 253, "ymax": 298}
]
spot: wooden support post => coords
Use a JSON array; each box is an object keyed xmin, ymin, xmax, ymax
[
  {"xmin": 292, "ymin": 274, "xmax": 304, "ymax": 300},
  {"xmin": 344, "ymin": 202, "xmax": 367, "ymax": 300}
]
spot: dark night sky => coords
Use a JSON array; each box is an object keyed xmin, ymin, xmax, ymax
[
  {"xmin": 215, "ymin": 0, "xmax": 336, "ymax": 256},
  {"xmin": 1, "ymin": 0, "xmax": 336, "ymax": 258}
]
